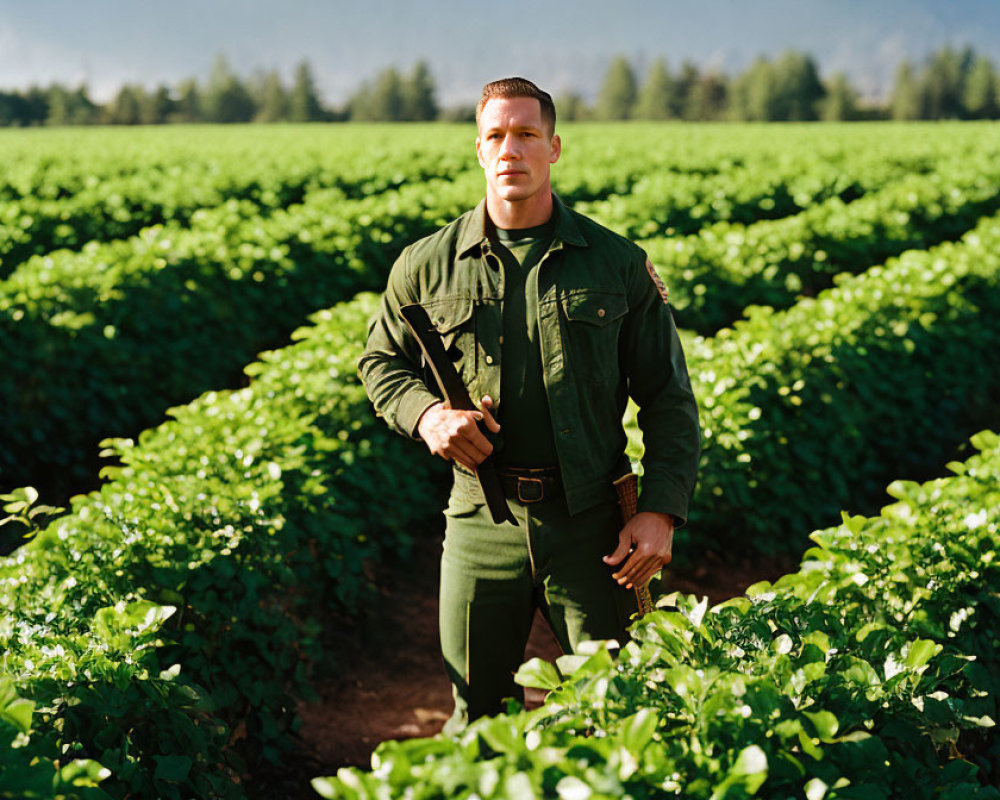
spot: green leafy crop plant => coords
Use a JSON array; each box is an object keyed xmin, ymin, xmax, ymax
[
  {"xmin": 574, "ymin": 151, "xmax": 894, "ymax": 241},
  {"xmin": 626, "ymin": 204, "xmax": 1000, "ymax": 556},
  {"xmin": 0, "ymin": 124, "xmax": 477, "ymax": 279},
  {"xmin": 315, "ymin": 430, "xmax": 1000, "ymax": 799},
  {"xmin": 0, "ymin": 293, "xmax": 447, "ymax": 798},
  {"xmin": 644, "ymin": 147, "xmax": 1000, "ymax": 334},
  {"xmin": 0, "ymin": 171, "xmax": 483, "ymax": 504}
]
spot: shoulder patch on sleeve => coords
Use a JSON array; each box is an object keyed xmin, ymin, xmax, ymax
[{"xmin": 645, "ymin": 258, "xmax": 670, "ymax": 306}]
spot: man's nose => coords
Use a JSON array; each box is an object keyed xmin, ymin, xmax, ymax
[{"xmin": 499, "ymin": 133, "xmax": 520, "ymax": 159}]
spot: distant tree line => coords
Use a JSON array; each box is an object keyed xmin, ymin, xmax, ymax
[
  {"xmin": 0, "ymin": 56, "xmax": 328, "ymax": 126},
  {"xmin": 1, "ymin": 46, "xmax": 998, "ymax": 126},
  {"xmin": 0, "ymin": 56, "xmax": 439, "ymax": 126},
  {"xmin": 570, "ymin": 52, "xmax": 845, "ymax": 121},
  {"xmin": 578, "ymin": 46, "xmax": 1000, "ymax": 122}
]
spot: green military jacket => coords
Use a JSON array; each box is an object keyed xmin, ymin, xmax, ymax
[{"xmin": 358, "ymin": 195, "xmax": 700, "ymax": 523}]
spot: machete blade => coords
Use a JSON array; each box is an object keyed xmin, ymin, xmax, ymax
[{"xmin": 399, "ymin": 303, "xmax": 518, "ymax": 526}]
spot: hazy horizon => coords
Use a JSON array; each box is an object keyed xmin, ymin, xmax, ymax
[{"xmin": 2, "ymin": 0, "xmax": 999, "ymax": 106}]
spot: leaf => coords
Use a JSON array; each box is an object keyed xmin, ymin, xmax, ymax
[
  {"xmin": 796, "ymin": 728, "xmax": 823, "ymax": 760},
  {"xmin": 556, "ymin": 776, "xmax": 593, "ymax": 800},
  {"xmin": 805, "ymin": 778, "xmax": 828, "ymax": 800},
  {"xmin": 507, "ymin": 771, "xmax": 539, "ymax": 800},
  {"xmin": 58, "ymin": 759, "xmax": 112, "ymax": 787},
  {"xmin": 884, "ymin": 652, "xmax": 905, "ymax": 680},
  {"xmin": 961, "ymin": 714, "xmax": 995, "ymax": 728},
  {"xmin": 840, "ymin": 512, "xmax": 867, "ymax": 535},
  {"xmin": 885, "ymin": 480, "xmax": 909, "ymax": 500},
  {"xmin": 514, "ymin": 658, "xmax": 562, "ymax": 691},
  {"xmin": 745, "ymin": 580, "xmax": 774, "ymax": 598},
  {"xmin": 904, "ymin": 638, "xmax": 941, "ymax": 670},
  {"xmin": 804, "ymin": 710, "xmax": 839, "ymax": 741},
  {"xmin": 555, "ymin": 654, "xmax": 589, "ymax": 677},
  {"xmin": 970, "ymin": 430, "xmax": 999, "ymax": 452},
  {"xmin": 842, "ymin": 657, "xmax": 880, "ymax": 687},
  {"xmin": 0, "ymin": 697, "xmax": 34, "ymax": 734},
  {"xmin": 576, "ymin": 638, "xmax": 619, "ymax": 656},
  {"xmin": 311, "ymin": 776, "xmax": 349, "ymax": 799},
  {"xmin": 854, "ymin": 621, "xmax": 885, "ymax": 643},
  {"xmin": 730, "ymin": 744, "xmax": 768, "ymax": 793},
  {"xmin": 618, "ymin": 708, "xmax": 659, "ymax": 752},
  {"xmin": 684, "ymin": 595, "xmax": 709, "ymax": 628},
  {"xmin": 477, "ymin": 717, "xmax": 522, "ymax": 755},
  {"xmin": 93, "ymin": 600, "xmax": 176, "ymax": 643}
]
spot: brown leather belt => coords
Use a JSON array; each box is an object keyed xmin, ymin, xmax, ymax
[{"xmin": 497, "ymin": 466, "xmax": 561, "ymax": 504}]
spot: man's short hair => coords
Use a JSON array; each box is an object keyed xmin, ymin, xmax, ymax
[{"xmin": 476, "ymin": 77, "xmax": 556, "ymax": 135}]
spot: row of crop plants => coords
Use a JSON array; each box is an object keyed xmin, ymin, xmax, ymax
[
  {"xmin": 574, "ymin": 150, "xmax": 911, "ymax": 240},
  {"xmin": 6, "ymin": 118, "xmax": 926, "ymax": 285},
  {"xmin": 0, "ymin": 124, "xmax": 475, "ymax": 202},
  {"xmin": 5, "ymin": 120, "xmax": 987, "ymax": 280},
  {"xmin": 0, "ymin": 119, "xmax": 697, "ymax": 277},
  {"xmin": 628, "ymin": 202, "xmax": 1000, "ymax": 556},
  {"xmin": 0, "ymin": 295, "xmax": 449, "ymax": 799},
  {"xmin": 0, "ymin": 171, "xmax": 487, "ymax": 504},
  {"xmin": 643, "ymin": 152, "xmax": 1000, "ymax": 333},
  {"xmin": 0, "ymin": 127, "xmax": 482, "ymax": 279},
  {"xmin": 5, "ymin": 194, "xmax": 1000, "ymax": 796},
  {"xmin": 2, "ymin": 120, "xmax": 991, "ymax": 206},
  {"xmin": 316, "ymin": 428, "xmax": 1000, "ymax": 798},
  {"xmin": 557, "ymin": 120, "xmax": 1000, "ymax": 213}
]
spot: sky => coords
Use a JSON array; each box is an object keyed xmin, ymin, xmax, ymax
[{"xmin": 2, "ymin": 0, "xmax": 999, "ymax": 106}]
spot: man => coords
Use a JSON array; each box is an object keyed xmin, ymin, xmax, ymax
[{"xmin": 359, "ymin": 77, "xmax": 699, "ymax": 733}]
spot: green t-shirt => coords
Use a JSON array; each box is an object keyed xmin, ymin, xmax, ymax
[{"xmin": 494, "ymin": 219, "xmax": 559, "ymax": 468}]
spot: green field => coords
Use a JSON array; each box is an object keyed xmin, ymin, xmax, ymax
[{"xmin": 1, "ymin": 122, "xmax": 998, "ymax": 799}]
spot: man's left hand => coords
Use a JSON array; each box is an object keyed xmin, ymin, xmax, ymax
[{"xmin": 603, "ymin": 511, "xmax": 674, "ymax": 590}]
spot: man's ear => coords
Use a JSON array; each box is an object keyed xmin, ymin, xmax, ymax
[
  {"xmin": 550, "ymin": 133, "xmax": 562, "ymax": 165},
  {"xmin": 475, "ymin": 136, "xmax": 486, "ymax": 168}
]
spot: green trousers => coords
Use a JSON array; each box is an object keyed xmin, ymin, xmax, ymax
[{"xmin": 439, "ymin": 479, "xmax": 638, "ymax": 734}]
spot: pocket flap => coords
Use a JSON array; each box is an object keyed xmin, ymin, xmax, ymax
[
  {"xmin": 423, "ymin": 295, "xmax": 475, "ymax": 334},
  {"xmin": 562, "ymin": 290, "xmax": 628, "ymax": 326}
]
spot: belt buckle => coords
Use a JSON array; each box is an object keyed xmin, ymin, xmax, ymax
[{"xmin": 517, "ymin": 476, "xmax": 545, "ymax": 503}]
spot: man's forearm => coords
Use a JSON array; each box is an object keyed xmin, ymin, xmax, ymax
[{"xmin": 359, "ymin": 350, "xmax": 442, "ymax": 440}]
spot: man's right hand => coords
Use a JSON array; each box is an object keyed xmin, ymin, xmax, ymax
[{"xmin": 416, "ymin": 395, "xmax": 501, "ymax": 473}]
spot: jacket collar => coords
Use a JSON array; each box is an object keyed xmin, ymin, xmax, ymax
[{"xmin": 457, "ymin": 194, "xmax": 587, "ymax": 258}]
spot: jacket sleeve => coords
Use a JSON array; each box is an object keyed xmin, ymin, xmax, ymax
[
  {"xmin": 619, "ymin": 252, "xmax": 701, "ymax": 525},
  {"xmin": 357, "ymin": 248, "xmax": 442, "ymax": 440}
]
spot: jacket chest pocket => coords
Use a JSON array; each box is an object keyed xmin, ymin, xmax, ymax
[
  {"xmin": 560, "ymin": 289, "xmax": 628, "ymax": 383},
  {"xmin": 423, "ymin": 294, "xmax": 477, "ymax": 384}
]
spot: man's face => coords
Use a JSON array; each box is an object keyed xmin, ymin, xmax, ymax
[{"xmin": 476, "ymin": 96, "xmax": 561, "ymax": 207}]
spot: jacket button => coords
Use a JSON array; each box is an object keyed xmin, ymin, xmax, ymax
[
  {"xmin": 597, "ymin": 308, "xmax": 606, "ymax": 318},
  {"xmin": 485, "ymin": 355, "xmax": 494, "ymax": 365}
]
